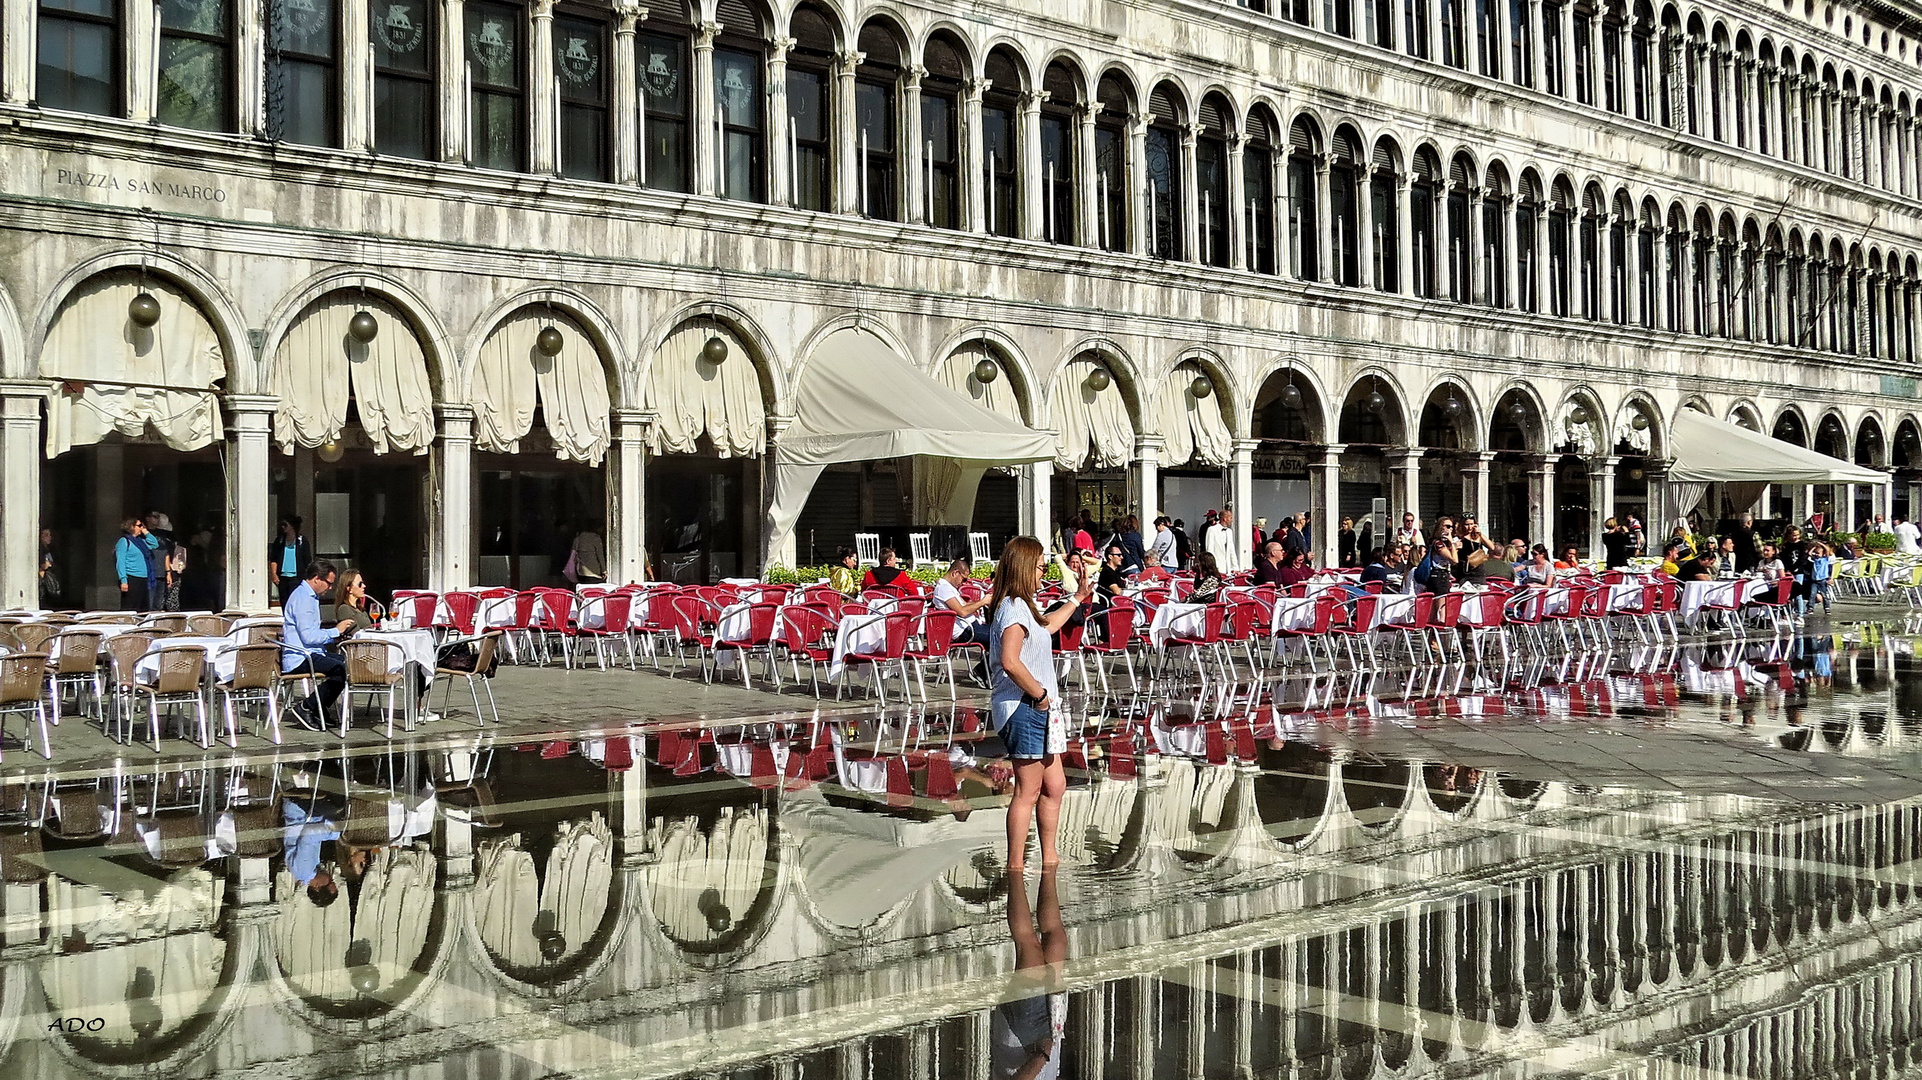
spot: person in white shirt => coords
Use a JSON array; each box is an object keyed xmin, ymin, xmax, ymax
[
  {"xmin": 1895, "ymin": 516, "xmax": 1922, "ymax": 554},
  {"xmin": 1203, "ymin": 509, "xmax": 1243, "ymax": 574},
  {"xmin": 1393, "ymin": 512, "xmax": 1424, "ymax": 549},
  {"xmin": 1149, "ymin": 515, "xmax": 1178, "ymax": 570},
  {"xmin": 930, "ymin": 557, "xmax": 992, "ymax": 642}
]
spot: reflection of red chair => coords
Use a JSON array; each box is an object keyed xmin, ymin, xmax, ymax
[
  {"xmin": 923, "ymin": 752, "xmax": 958, "ymax": 799},
  {"xmin": 602, "ymin": 736, "xmax": 635, "ymax": 770},
  {"xmin": 1107, "ymin": 733, "xmax": 1137, "ymax": 777},
  {"xmin": 652, "ymin": 728, "xmax": 707, "ymax": 776}
]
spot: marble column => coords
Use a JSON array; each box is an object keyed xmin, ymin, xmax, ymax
[
  {"xmin": 125, "ymin": 0, "xmax": 158, "ymax": 121},
  {"xmin": 1461, "ymin": 450, "xmax": 1494, "ymax": 522},
  {"xmin": 1526, "ymin": 0, "xmax": 1545, "ymax": 88},
  {"xmin": 608, "ymin": 410, "xmax": 652, "ymax": 583},
  {"xmin": 1316, "ymin": 445, "xmax": 1344, "ymax": 567},
  {"xmin": 1023, "ymin": 457, "xmax": 1053, "ymax": 547},
  {"xmin": 1314, "ymin": 153, "xmax": 1334, "ymax": 281},
  {"xmin": 1434, "ymin": 183, "xmax": 1453, "ymax": 300},
  {"xmin": 1232, "ymin": 440, "xmax": 1256, "ymax": 538},
  {"xmin": 1531, "ymin": 200, "xmax": 1550, "ymax": 313},
  {"xmin": 1389, "ymin": 447, "xmax": 1423, "ymax": 523},
  {"xmin": 1, "ymin": 0, "xmax": 32, "ymax": 103},
  {"xmin": 1526, "ymin": 454, "xmax": 1554, "ymax": 547},
  {"xmin": 767, "ymin": 38, "xmax": 793, "ymax": 206},
  {"xmin": 439, "ymin": 0, "xmax": 466, "ymax": 161},
  {"xmin": 530, "ymin": 0, "xmax": 558, "ymax": 174},
  {"xmin": 1356, "ymin": 169, "xmax": 1375, "ymax": 288},
  {"xmin": 1128, "ymin": 112, "xmax": 1151, "ymax": 256},
  {"xmin": 0, "ymin": 383, "xmax": 45, "ymax": 610},
  {"xmin": 1392, "ymin": 175, "xmax": 1412, "ymax": 294},
  {"xmin": 834, "ymin": 49, "xmax": 863, "ymax": 215},
  {"xmin": 1021, "ymin": 90, "xmax": 1049, "ymax": 241},
  {"xmin": 691, "ymin": 21, "xmax": 718, "ymax": 196},
  {"xmin": 902, "ymin": 65, "xmax": 924, "ymax": 223},
  {"xmin": 434, "ymin": 405, "xmax": 475, "ymax": 591},
  {"xmin": 1178, "ymin": 122, "xmax": 1200, "ymax": 262},
  {"xmin": 343, "ymin": 0, "xmax": 373, "ymax": 150},
  {"xmin": 1226, "ymin": 133, "xmax": 1248, "ymax": 270},
  {"xmin": 963, "ymin": 78, "xmax": 988, "ymax": 233},
  {"xmin": 1077, "ymin": 103, "xmax": 1103, "ymax": 246},
  {"xmin": 1589, "ymin": 455, "xmax": 1619, "ymax": 557},
  {"xmin": 1134, "ymin": 436, "xmax": 1163, "ymax": 525},
  {"xmin": 1467, "ymin": 186, "xmax": 1488, "ymax": 305},
  {"xmin": 235, "ymin": 0, "xmax": 266, "ymax": 135},
  {"xmin": 611, "ymin": 4, "xmax": 644, "ymax": 185},
  {"xmin": 1625, "ymin": 219, "xmax": 1643, "ymax": 326},
  {"xmin": 224, "ymin": 394, "xmax": 276, "ymax": 611}
]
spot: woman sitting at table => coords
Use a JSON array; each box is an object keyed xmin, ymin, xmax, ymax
[
  {"xmin": 1189, "ymin": 553, "xmax": 1226, "ymax": 604},
  {"xmin": 331, "ymin": 570, "xmax": 379, "ymax": 631},
  {"xmin": 1517, "ymin": 545, "xmax": 1557, "ymax": 586},
  {"xmin": 1277, "ymin": 549, "xmax": 1315, "ymax": 588},
  {"xmin": 828, "ymin": 547, "xmax": 860, "ymax": 597}
]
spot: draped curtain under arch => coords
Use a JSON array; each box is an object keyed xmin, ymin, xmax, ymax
[
  {"xmin": 473, "ymin": 310, "xmax": 613, "ymax": 464},
  {"xmin": 1154, "ymin": 362, "xmax": 1233, "ymax": 467},
  {"xmin": 1052, "ymin": 355, "xmax": 1135, "ymax": 470},
  {"xmin": 273, "ymin": 846, "xmax": 436, "ymax": 1001},
  {"xmin": 41, "ymin": 275, "xmax": 224, "ymax": 457},
  {"xmin": 271, "ymin": 294, "xmax": 436, "ymax": 454},
  {"xmin": 646, "ymin": 806, "xmax": 767, "ymax": 947},
  {"xmin": 938, "ymin": 343, "xmax": 1026, "ymax": 426},
  {"xmin": 645, "ymin": 321, "xmax": 766, "ymax": 457}
]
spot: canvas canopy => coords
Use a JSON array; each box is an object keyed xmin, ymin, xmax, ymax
[
  {"xmin": 1668, "ymin": 409, "xmax": 1885, "ymax": 519},
  {"xmin": 765, "ymin": 330, "xmax": 1056, "ymax": 563}
]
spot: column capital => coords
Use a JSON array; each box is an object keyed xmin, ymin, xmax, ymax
[
  {"xmin": 1320, "ymin": 443, "xmax": 1346, "ymax": 463},
  {"xmin": 835, "ymin": 49, "xmax": 866, "ymax": 73},
  {"xmin": 1231, "ymin": 438, "xmax": 1259, "ymax": 460},
  {"xmin": 903, "ymin": 64, "xmax": 925, "ymax": 90},
  {"xmin": 612, "ymin": 408, "xmax": 655, "ymax": 437},
  {"xmin": 613, "ymin": 3, "xmax": 647, "ymax": 31},
  {"xmin": 695, "ymin": 20, "xmax": 719, "ymax": 48},
  {"xmin": 437, "ymin": 403, "xmax": 476, "ymax": 426},
  {"xmin": 532, "ymin": 0, "xmax": 556, "ymax": 17},
  {"xmin": 1461, "ymin": 449, "xmax": 1498, "ymax": 466},
  {"xmin": 1127, "ymin": 112, "xmax": 1152, "ymax": 135},
  {"xmin": 963, "ymin": 77, "xmax": 991, "ymax": 102},
  {"xmin": 1388, "ymin": 445, "xmax": 1424, "ymax": 465},
  {"xmin": 766, "ymin": 413, "xmax": 797, "ymax": 440},
  {"xmin": 1075, "ymin": 100, "xmax": 1105, "ymax": 122},
  {"xmin": 1018, "ymin": 89, "xmax": 1050, "ymax": 112},
  {"xmin": 1135, "ymin": 433, "xmax": 1166, "ymax": 453},
  {"xmin": 221, "ymin": 392, "xmax": 279, "ymax": 418},
  {"xmin": 770, "ymin": 35, "xmax": 797, "ymax": 59}
]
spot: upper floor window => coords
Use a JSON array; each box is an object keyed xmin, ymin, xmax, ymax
[
  {"xmin": 920, "ymin": 34, "xmax": 966, "ymax": 229},
  {"xmin": 854, "ymin": 23, "xmax": 902, "ymax": 221},
  {"xmin": 556, "ymin": 13, "xmax": 609, "ymax": 181},
  {"xmin": 38, "ymin": 0, "xmax": 118, "ymax": 116},
  {"xmin": 160, "ymin": 0, "xmax": 232, "ymax": 131},
  {"xmin": 269, "ymin": 0, "xmax": 339, "ymax": 146},
  {"xmin": 1093, "ymin": 75, "xmax": 1130, "ymax": 252},
  {"xmin": 786, "ymin": 6, "xmax": 834, "ymax": 211},
  {"xmin": 712, "ymin": 41, "xmax": 764, "ymax": 201},
  {"xmin": 640, "ymin": 29, "xmax": 688, "ymax": 191},
  {"xmin": 372, "ymin": 0, "xmax": 434, "ymax": 158},
  {"xmin": 466, "ymin": 1, "xmax": 524, "ymax": 171},
  {"xmin": 982, "ymin": 51, "xmax": 1022, "ymax": 239},
  {"xmin": 1039, "ymin": 64, "xmax": 1079, "ymax": 244},
  {"xmin": 1144, "ymin": 86, "xmax": 1184, "ymax": 258}
]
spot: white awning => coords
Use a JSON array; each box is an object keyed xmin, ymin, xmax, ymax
[
  {"xmin": 1670, "ymin": 409, "xmax": 1884, "ymax": 484},
  {"xmin": 272, "ymin": 294, "xmax": 436, "ymax": 454},
  {"xmin": 42, "ymin": 276, "xmax": 224, "ymax": 457},
  {"xmin": 1154, "ymin": 362, "xmax": 1232, "ymax": 467},
  {"xmin": 473, "ymin": 310, "xmax": 612, "ymax": 464},
  {"xmin": 647, "ymin": 321, "xmax": 766, "ymax": 457},
  {"xmin": 766, "ymin": 330, "xmax": 1055, "ymax": 562},
  {"xmin": 1052, "ymin": 355, "xmax": 1135, "ymax": 469}
]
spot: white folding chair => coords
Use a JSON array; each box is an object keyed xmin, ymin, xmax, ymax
[
  {"xmin": 908, "ymin": 532, "xmax": 934, "ymax": 568},
  {"xmin": 968, "ymin": 532, "xmax": 991, "ymax": 563},
  {"xmin": 855, "ymin": 533, "xmax": 881, "ymax": 566}
]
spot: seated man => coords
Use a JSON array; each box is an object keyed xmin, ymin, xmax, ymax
[
  {"xmin": 1252, "ymin": 540, "xmax": 1288, "ymax": 587},
  {"xmin": 1360, "ymin": 547, "xmax": 1394, "ymax": 586},
  {"xmin": 1669, "ymin": 540, "xmax": 1713, "ymax": 581},
  {"xmin": 281, "ymin": 559, "xmax": 356, "ymax": 731},
  {"xmin": 930, "ymin": 556, "xmax": 991, "ymax": 644},
  {"xmin": 861, "ymin": 548, "xmax": 911, "ymax": 590}
]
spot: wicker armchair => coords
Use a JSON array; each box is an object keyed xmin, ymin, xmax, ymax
[{"xmin": 0, "ymin": 654, "xmax": 50, "ymax": 761}]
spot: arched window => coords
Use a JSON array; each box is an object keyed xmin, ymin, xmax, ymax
[
  {"xmin": 466, "ymin": 2, "xmax": 522, "ymax": 168},
  {"xmin": 1636, "ymin": 205, "xmax": 1658, "ymax": 328},
  {"xmin": 163, "ymin": 0, "xmax": 238, "ymax": 132},
  {"xmin": 1145, "ymin": 85, "xmax": 1184, "ymax": 258},
  {"xmin": 1441, "ymin": 0, "xmax": 1467, "ymax": 67},
  {"xmin": 1244, "ymin": 111, "xmax": 1279, "ymax": 274},
  {"xmin": 712, "ymin": 3, "xmax": 766, "ymax": 202},
  {"xmin": 1370, "ymin": 0, "xmax": 1394, "ymax": 47},
  {"xmin": 1371, "ymin": 140, "xmax": 1399, "ymax": 292},
  {"xmin": 1657, "ymin": 14, "xmax": 1678, "ymax": 129},
  {"xmin": 1548, "ymin": 181, "xmax": 1573, "ymax": 316},
  {"xmin": 1288, "ymin": 118, "xmax": 1321, "ymax": 281},
  {"xmin": 1447, "ymin": 156, "xmax": 1472, "ymax": 301},
  {"xmin": 1689, "ymin": 212, "xmax": 1710, "ymax": 333},
  {"xmin": 556, "ymin": 11, "xmax": 611, "ymax": 180},
  {"xmin": 1040, "ymin": 63, "xmax": 1079, "ymax": 244},
  {"xmin": 1682, "ymin": 23, "xmax": 1702, "ymax": 135},
  {"xmin": 1763, "ymin": 233, "xmax": 1783, "ymax": 344},
  {"xmin": 982, "ymin": 50, "xmax": 1023, "ymax": 239},
  {"xmin": 1608, "ymin": 195, "xmax": 1630, "ymax": 323},
  {"xmin": 640, "ymin": 6, "xmax": 690, "ymax": 191},
  {"xmin": 1410, "ymin": 149, "xmax": 1440, "ymax": 298},
  {"xmin": 1787, "ymin": 239, "xmax": 1806, "ymax": 347},
  {"xmin": 853, "ymin": 21, "xmax": 901, "ymax": 220},
  {"xmin": 1820, "ymin": 68, "xmax": 1837, "ymax": 173},
  {"xmin": 1571, "ymin": 3, "xmax": 1592, "ymax": 104},
  {"xmin": 1094, "ymin": 75, "xmax": 1131, "ymax": 251},
  {"xmin": 1478, "ymin": 0, "xmax": 1502, "ymax": 77},
  {"xmin": 1580, "ymin": 189, "xmax": 1603, "ymax": 319},
  {"xmin": 785, "ymin": 6, "xmax": 835, "ymax": 211},
  {"xmin": 1664, "ymin": 209, "xmax": 1686, "ymax": 332},
  {"xmin": 1713, "ymin": 218, "xmax": 1736, "ymax": 337},
  {"xmin": 919, "ymin": 34, "xmax": 965, "ymax": 228},
  {"xmin": 1543, "ymin": 0, "xmax": 1565, "ymax": 95},
  {"xmin": 1838, "ymin": 75, "xmax": 1855, "ymax": 180},
  {"xmin": 1197, "ymin": 95, "xmax": 1232, "ymax": 267},
  {"xmin": 1327, "ymin": 0, "xmax": 1355, "ymax": 37},
  {"xmin": 1630, "ymin": 6, "xmax": 1653, "ymax": 121},
  {"xmin": 1602, "ymin": 4, "xmax": 1626, "ymax": 112},
  {"xmin": 1707, "ymin": 30, "xmax": 1727, "ymax": 142},
  {"xmin": 1407, "ymin": 0, "xmax": 1432, "ymax": 59},
  {"xmin": 1330, "ymin": 129, "xmax": 1362, "ymax": 286},
  {"xmin": 1484, "ymin": 167, "xmax": 1509, "ymax": 307},
  {"xmin": 1515, "ymin": 175, "xmax": 1540, "ymax": 313}
]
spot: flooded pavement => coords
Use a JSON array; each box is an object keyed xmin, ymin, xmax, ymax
[{"xmin": 5, "ymin": 623, "xmax": 1922, "ymax": 1078}]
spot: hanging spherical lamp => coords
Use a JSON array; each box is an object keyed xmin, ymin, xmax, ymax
[
  {"xmin": 1085, "ymin": 366, "xmax": 1112, "ymax": 392},
  {"xmin": 972, "ymin": 357, "xmax": 999, "ymax": 384},
  {"xmin": 1281, "ymin": 382, "xmax": 1303, "ymax": 408},
  {"xmin": 1570, "ymin": 406, "xmax": 1591, "ymax": 425},
  {"xmin": 702, "ymin": 335, "xmax": 729, "ymax": 364},
  {"xmin": 1508, "ymin": 400, "xmax": 1529, "ymax": 423},
  {"xmin": 349, "ymin": 963, "xmax": 381, "ymax": 996},
  {"xmin": 1632, "ymin": 412, "xmax": 1651, "ymax": 431},
  {"xmin": 538, "ymin": 930, "xmax": 569, "ymax": 962},
  {"xmin": 536, "ymin": 325, "xmax": 566, "ymax": 357},
  {"xmin": 317, "ymin": 439, "xmax": 345, "ymax": 463},
  {"xmin": 1366, "ymin": 387, "xmax": 1386, "ymax": 412},
  {"xmin": 1443, "ymin": 393, "xmax": 1463, "ymax": 417},
  {"xmin": 1190, "ymin": 374, "xmax": 1213, "ymax": 399},
  {"xmin": 347, "ymin": 310, "xmax": 379, "ymax": 343},
  {"xmin": 128, "ymin": 291, "xmax": 162, "ymax": 328}
]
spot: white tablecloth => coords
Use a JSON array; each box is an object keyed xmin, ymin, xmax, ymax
[
  {"xmin": 827, "ymin": 614, "xmax": 891, "ymax": 680},
  {"xmin": 134, "ymin": 636, "xmax": 231, "ymax": 684},
  {"xmin": 1680, "ymin": 579, "xmax": 1751, "ymax": 625},
  {"xmin": 1148, "ymin": 602, "xmax": 1208, "ymax": 648},
  {"xmin": 355, "ymin": 629, "xmax": 438, "ymax": 675},
  {"xmin": 1606, "ymin": 582, "xmax": 1648, "ymax": 614},
  {"xmin": 1270, "ymin": 596, "xmax": 1321, "ymax": 633},
  {"xmin": 478, "ymin": 594, "xmax": 520, "ymax": 629},
  {"xmin": 1375, "ymin": 593, "xmax": 1419, "ymax": 628}
]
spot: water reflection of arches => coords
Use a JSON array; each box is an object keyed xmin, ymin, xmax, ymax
[
  {"xmin": 38, "ymin": 866, "xmax": 237, "ymax": 1069},
  {"xmin": 1341, "ymin": 758, "xmax": 1412, "ymax": 832},
  {"xmin": 1422, "ymin": 764, "xmax": 1484, "ymax": 816},
  {"xmin": 1254, "ymin": 742, "xmax": 1334, "ymax": 847},
  {"xmin": 647, "ymin": 803, "xmax": 781, "ymax": 963},
  {"xmin": 474, "ymin": 814, "xmax": 620, "ymax": 984},
  {"xmin": 272, "ymin": 844, "xmax": 443, "ymax": 1022}
]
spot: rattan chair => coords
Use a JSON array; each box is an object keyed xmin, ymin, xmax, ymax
[
  {"xmin": 435, "ymin": 631, "xmax": 502, "ymax": 726},
  {"xmin": 341, "ymin": 639, "xmax": 406, "ymax": 739},
  {"xmin": 217, "ymin": 644, "xmax": 282, "ymax": 747},
  {"xmin": 47, "ymin": 629, "xmax": 105, "ymax": 726},
  {"xmin": 131, "ymin": 645, "xmax": 209, "ymax": 750},
  {"xmin": 104, "ymin": 632, "xmax": 160, "ymax": 744},
  {"xmin": 0, "ymin": 654, "xmax": 51, "ymax": 760},
  {"xmin": 143, "ymin": 614, "xmax": 188, "ymax": 634},
  {"xmin": 79, "ymin": 614, "xmax": 137, "ymax": 625},
  {"xmin": 186, "ymin": 615, "xmax": 232, "ymax": 637},
  {"xmin": 10, "ymin": 623, "xmax": 55, "ymax": 655}
]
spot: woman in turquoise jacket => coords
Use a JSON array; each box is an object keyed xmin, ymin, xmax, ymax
[{"xmin": 115, "ymin": 518, "xmax": 156, "ymax": 611}]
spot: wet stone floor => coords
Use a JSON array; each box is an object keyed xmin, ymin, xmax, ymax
[{"xmin": 5, "ymin": 621, "xmax": 1922, "ymax": 1079}]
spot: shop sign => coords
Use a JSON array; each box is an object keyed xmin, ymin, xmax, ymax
[{"xmin": 1252, "ymin": 448, "xmax": 1306, "ymax": 474}]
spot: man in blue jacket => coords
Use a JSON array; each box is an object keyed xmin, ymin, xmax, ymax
[{"xmin": 281, "ymin": 560, "xmax": 356, "ymax": 730}]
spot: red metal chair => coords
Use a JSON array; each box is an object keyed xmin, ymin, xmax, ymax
[
  {"xmin": 1162, "ymin": 604, "xmax": 1228, "ymax": 692},
  {"xmin": 395, "ymin": 592, "xmax": 439, "ymax": 631},
  {"xmin": 576, "ymin": 593, "xmax": 635, "ymax": 671},
  {"xmin": 710, "ymin": 602, "xmax": 783, "ymax": 688},
  {"xmin": 778, "ymin": 605, "xmax": 839, "ymax": 696},
  {"xmin": 1081, "ymin": 597, "xmax": 1142, "ymax": 694},
  {"xmin": 906, "ymin": 609, "xmax": 961, "ymax": 700},
  {"xmin": 666, "ymin": 594, "xmax": 719, "ymax": 673},
  {"xmin": 532, "ymin": 589, "xmax": 579, "ymax": 667},
  {"xmin": 442, "ymin": 591, "xmax": 480, "ymax": 637},
  {"xmin": 840, "ymin": 612, "xmax": 916, "ymax": 704},
  {"xmin": 1329, "ymin": 595, "xmax": 1383, "ymax": 669}
]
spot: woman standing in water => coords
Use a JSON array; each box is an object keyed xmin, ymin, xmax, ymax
[{"xmin": 984, "ymin": 536, "xmax": 1091, "ymax": 872}]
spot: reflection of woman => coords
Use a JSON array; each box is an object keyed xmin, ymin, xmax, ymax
[{"xmin": 993, "ymin": 870, "xmax": 1068, "ymax": 1080}]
